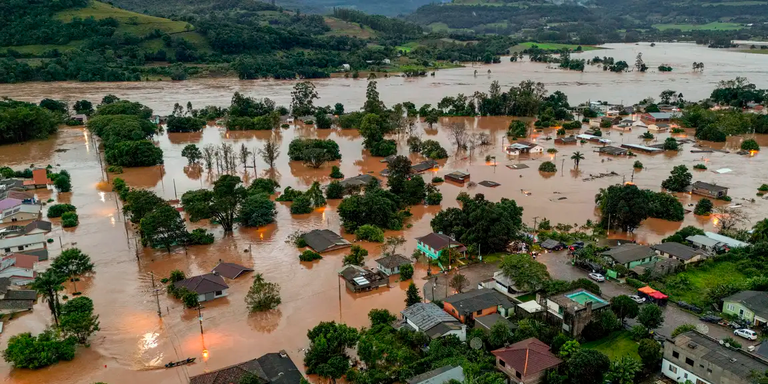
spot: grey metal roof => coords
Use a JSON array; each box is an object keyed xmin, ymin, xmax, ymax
[
  {"xmin": 174, "ymin": 273, "xmax": 229, "ymax": 295},
  {"xmin": 651, "ymin": 242, "xmax": 704, "ymax": 261},
  {"xmin": 190, "ymin": 352, "xmax": 302, "ymax": 384},
  {"xmin": 443, "ymin": 289, "xmax": 514, "ymax": 316},
  {"xmin": 474, "ymin": 313, "xmax": 517, "ymax": 331},
  {"xmin": 407, "ymin": 365, "xmax": 464, "ymax": 384},
  {"xmin": 401, "ymin": 302, "xmax": 457, "ymax": 331},
  {"xmin": 692, "ymin": 181, "xmax": 729, "ymax": 193},
  {"xmin": 704, "ymin": 232, "xmax": 748, "ymax": 248},
  {"xmin": 375, "ymin": 254, "xmax": 410, "ymax": 269},
  {"xmin": 301, "ymin": 229, "xmax": 351, "ymax": 253},
  {"xmin": 540, "ymin": 239, "xmax": 563, "ymax": 250},
  {"xmin": 4, "ymin": 290, "xmax": 37, "ymax": 301},
  {"xmin": 339, "ymin": 174, "xmax": 377, "ymax": 189},
  {"xmin": 686, "ymin": 235, "xmax": 721, "ymax": 248},
  {"xmin": 0, "ymin": 233, "xmax": 45, "ymax": 248},
  {"xmin": 677, "ymin": 331, "xmax": 768, "ymax": 380},
  {"xmin": 601, "ymin": 243, "xmax": 655, "ymax": 264},
  {"xmin": 212, "ymin": 262, "xmax": 253, "ymax": 279},
  {"xmin": 723, "ymin": 291, "xmax": 768, "ymax": 319}
]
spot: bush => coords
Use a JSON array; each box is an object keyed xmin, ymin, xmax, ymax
[
  {"xmin": 290, "ymin": 195, "xmax": 313, "ymax": 214},
  {"xmin": 399, "ymin": 264, "xmax": 414, "ymax": 280},
  {"xmin": 187, "ymin": 228, "xmax": 214, "ymax": 245},
  {"xmin": 3, "ymin": 330, "xmax": 77, "ymax": 369},
  {"xmin": 630, "ymin": 325, "xmax": 649, "ymax": 341},
  {"xmin": 626, "ymin": 277, "xmax": 646, "ymax": 289},
  {"xmin": 633, "ymin": 161, "xmax": 643, "ymax": 169},
  {"xmin": 47, "ymin": 204, "xmax": 76, "ymax": 218},
  {"xmin": 426, "ymin": 192, "xmax": 443, "ymax": 205},
  {"xmin": 326, "ymin": 181, "xmax": 344, "ymax": 199},
  {"xmin": 547, "ymin": 148, "xmax": 558, "ymax": 154},
  {"xmin": 299, "ymin": 250, "xmax": 322, "ymax": 262},
  {"xmin": 694, "ymin": 198, "xmax": 713, "ymax": 216},
  {"xmin": 723, "ymin": 337, "xmax": 742, "ymax": 349},
  {"xmin": 539, "ymin": 161, "xmax": 557, "ymax": 173},
  {"xmin": 641, "ymin": 131, "xmax": 654, "ymax": 139},
  {"xmin": 741, "ymin": 139, "xmax": 760, "ymax": 151},
  {"xmin": 330, "ymin": 166, "xmax": 344, "ymax": 179},
  {"xmin": 106, "ymin": 165, "xmax": 123, "ymax": 174},
  {"xmin": 759, "ymin": 184, "xmax": 768, "ymax": 192},
  {"xmin": 355, "ymin": 224, "xmax": 385, "ymax": 242},
  {"xmin": 432, "ymin": 177, "xmax": 444, "ymax": 183},
  {"xmin": 370, "ymin": 139, "xmax": 398, "ymax": 157},
  {"xmin": 693, "ymin": 164, "xmax": 707, "ymax": 170},
  {"xmin": 61, "ymin": 212, "xmax": 79, "ymax": 228}
]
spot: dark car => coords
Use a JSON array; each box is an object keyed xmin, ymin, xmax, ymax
[
  {"xmin": 700, "ymin": 314, "xmax": 722, "ymax": 323},
  {"xmin": 677, "ymin": 301, "xmax": 703, "ymax": 313},
  {"xmin": 569, "ymin": 241, "xmax": 585, "ymax": 251}
]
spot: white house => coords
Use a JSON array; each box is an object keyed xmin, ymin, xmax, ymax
[
  {"xmin": 341, "ymin": 63, "xmax": 351, "ymax": 71},
  {"xmin": 173, "ymin": 273, "xmax": 229, "ymax": 303},
  {"xmin": 0, "ymin": 254, "xmax": 38, "ymax": 285},
  {"xmin": 401, "ymin": 302, "xmax": 466, "ymax": 341},
  {"xmin": 0, "ymin": 233, "xmax": 48, "ymax": 260},
  {"xmin": 0, "ymin": 203, "xmax": 42, "ymax": 223}
]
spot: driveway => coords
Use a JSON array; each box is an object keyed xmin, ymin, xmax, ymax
[
  {"xmin": 422, "ymin": 262, "xmax": 498, "ymax": 301},
  {"xmin": 537, "ymin": 250, "xmax": 760, "ymax": 348}
]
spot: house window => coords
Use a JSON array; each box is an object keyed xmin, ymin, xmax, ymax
[
  {"xmin": 668, "ymin": 365, "xmax": 677, "ymax": 374},
  {"xmin": 685, "ymin": 358, "xmax": 694, "ymax": 366},
  {"xmin": 499, "ymin": 360, "xmax": 505, "ymax": 367},
  {"xmin": 17, "ymin": 246, "xmax": 23, "ymax": 251},
  {"xmin": 3, "ymin": 248, "xmax": 9, "ymax": 253},
  {"xmin": 707, "ymin": 368, "xmax": 712, "ymax": 374},
  {"xmin": 672, "ymin": 351, "xmax": 679, "ymax": 359},
  {"xmin": 215, "ymin": 291, "xmax": 222, "ymax": 296},
  {"xmin": 476, "ymin": 309, "xmax": 483, "ymax": 315},
  {"xmin": 515, "ymin": 371, "xmax": 521, "ymax": 379}
]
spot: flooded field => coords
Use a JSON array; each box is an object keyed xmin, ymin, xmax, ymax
[
  {"xmin": 0, "ymin": 43, "xmax": 767, "ymax": 115},
  {"xmin": 0, "ymin": 42, "xmax": 767, "ymax": 384}
]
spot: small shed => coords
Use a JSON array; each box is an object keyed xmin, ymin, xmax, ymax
[
  {"xmin": 301, "ymin": 229, "xmax": 352, "ymax": 253},
  {"xmin": 375, "ymin": 254, "xmax": 411, "ymax": 276},
  {"xmin": 598, "ymin": 146, "xmax": 628, "ymax": 156},
  {"xmin": 555, "ymin": 136, "xmax": 578, "ymax": 145},
  {"xmin": 691, "ymin": 181, "xmax": 729, "ymax": 199},
  {"xmin": 445, "ymin": 171, "xmax": 470, "ymax": 183}
]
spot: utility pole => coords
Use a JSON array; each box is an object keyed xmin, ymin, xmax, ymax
[
  {"xmin": 173, "ymin": 179, "xmax": 177, "ymax": 199},
  {"xmin": 151, "ymin": 272, "xmax": 162, "ymax": 318},
  {"xmin": 532, "ymin": 216, "xmax": 540, "ymax": 232},
  {"xmin": 561, "ymin": 159, "xmax": 565, "ymax": 176},
  {"xmin": 197, "ymin": 305, "xmax": 204, "ymax": 334},
  {"xmin": 338, "ymin": 274, "xmax": 343, "ymax": 324}
]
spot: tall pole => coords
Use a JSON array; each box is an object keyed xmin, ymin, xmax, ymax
[
  {"xmin": 151, "ymin": 272, "xmax": 162, "ymax": 318},
  {"xmin": 561, "ymin": 159, "xmax": 565, "ymax": 176},
  {"xmin": 173, "ymin": 179, "xmax": 177, "ymax": 199},
  {"xmin": 197, "ymin": 305, "xmax": 204, "ymax": 334},
  {"xmin": 338, "ymin": 274, "xmax": 343, "ymax": 324}
]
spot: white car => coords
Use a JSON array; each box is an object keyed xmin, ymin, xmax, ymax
[
  {"xmin": 629, "ymin": 295, "xmax": 646, "ymax": 304},
  {"xmin": 734, "ymin": 328, "xmax": 758, "ymax": 341},
  {"xmin": 588, "ymin": 273, "xmax": 605, "ymax": 282}
]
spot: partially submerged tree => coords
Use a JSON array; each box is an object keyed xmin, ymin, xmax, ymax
[
  {"xmin": 259, "ymin": 138, "xmax": 281, "ymax": 170},
  {"xmin": 182, "ymin": 144, "xmax": 202, "ymax": 165},
  {"xmin": 500, "ymin": 254, "xmax": 550, "ymax": 292},
  {"xmin": 449, "ymin": 273, "xmax": 469, "ymax": 294},
  {"xmin": 245, "ymin": 273, "xmax": 282, "ymax": 312},
  {"xmin": 50, "ymin": 248, "xmax": 94, "ymax": 294},
  {"xmin": 140, "ymin": 204, "xmax": 189, "ymax": 252},
  {"xmin": 31, "ymin": 269, "xmax": 66, "ymax": 326}
]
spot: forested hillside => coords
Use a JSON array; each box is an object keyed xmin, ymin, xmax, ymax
[
  {"xmin": 0, "ymin": 0, "xmax": 514, "ymax": 83},
  {"xmin": 408, "ymin": 0, "xmax": 768, "ymax": 44}
]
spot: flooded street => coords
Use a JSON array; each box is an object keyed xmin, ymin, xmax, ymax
[
  {"xmin": 0, "ymin": 43, "xmax": 767, "ymax": 115},
  {"xmin": 0, "ymin": 42, "xmax": 767, "ymax": 384}
]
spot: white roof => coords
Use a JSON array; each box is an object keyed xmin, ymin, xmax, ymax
[
  {"xmin": 517, "ymin": 300, "xmax": 543, "ymax": 313},
  {"xmin": 715, "ymin": 168, "xmax": 733, "ymax": 174},
  {"xmin": 686, "ymin": 235, "xmax": 720, "ymax": 248},
  {"xmin": 17, "ymin": 204, "xmax": 41, "ymax": 214},
  {"xmin": 704, "ymin": 232, "xmax": 749, "ymax": 248},
  {"xmin": 0, "ymin": 233, "xmax": 45, "ymax": 248}
]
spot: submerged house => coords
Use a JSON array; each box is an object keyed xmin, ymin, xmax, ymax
[
  {"xmin": 375, "ymin": 254, "xmax": 411, "ymax": 276},
  {"xmin": 189, "ymin": 351, "xmax": 303, "ymax": 384},
  {"xmin": 505, "ymin": 141, "xmax": 543, "ymax": 155},
  {"xmin": 0, "ymin": 253, "xmax": 38, "ymax": 285},
  {"xmin": 339, "ymin": 265, "xmax": 388, "ymax": 292},
  {"xmin": 0, "ymin": 201, "xmax": 42, "ymax": 224},
  {"xmin": 400, "ymin": 302, "xmax": 466, "ymax": 341},
  {"xmin": 173, "ymin": 273, "xmax": 229, "ymax": 303},
  {"xmin": 415, "ymin": 233, "xmax": 466, "ymax": 261},
  {"xmin": 21, "ymin": 169, "xmax": 52, "ymax": 190},
  {"xmin": 301, "ymin": 229, "xmax": 351, "ymax": 253},
  {"xmin": 691, "ymin": 181, "xmax": 729, "ymax": 199},
  {"xmin": 0, "ymin": 277, "xmax": 37, "ymax": 315},
  {"xmin": 0, "ymin": 233, "xmax": 48, "ymax": 260}
]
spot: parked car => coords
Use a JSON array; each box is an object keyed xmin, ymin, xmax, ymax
[
  {"xmin": 629, "ymin": 295, "xmax": 646, "ymax": 304},
  {"xmin": 569, "ymin": 241, "xmax": 585, "ymax": 251},
  {"xmin": 677, "ymin": 301, "xmax": 703, "ymax": 313},
  {"xmin": 588, "ymin": 272, "xmax": 605, "ymax": 282},
  {"xmin": 700, "ymin": 314, "xmax": 722, "ymax": 323},
  {"xmin": 734, "ymin": 328, "xmax": 758, "ymax": 341}
]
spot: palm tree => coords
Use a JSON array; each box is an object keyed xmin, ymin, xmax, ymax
[
  {"xmin": 31, "ymin": 269, "xmax": 67, "ymax": 326},
  {"xmin": 571, "ymin": 151, "xmax": 585, "ymax": 168}
]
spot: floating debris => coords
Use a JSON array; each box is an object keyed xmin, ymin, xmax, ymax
[
  {"xmin": 714, "ymin": 168, "xmax": 732, "ymax": 174},
  {"xmin": 582, "ymin": 171, "xmax": 620, "ymax": 182},
  {"xmin": 506, "ymin": 164, "xmax": 530, "ymax": 170},
  {"xmin": 479, "ymin": 180, "xmax": 500, "ymax": 188}
]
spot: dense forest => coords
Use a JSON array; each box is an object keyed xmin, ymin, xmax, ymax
[{"xmin": 0, "ymin": 0, "xmax": 513, "ymax": 83}]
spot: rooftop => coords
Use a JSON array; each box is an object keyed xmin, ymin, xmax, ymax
[
  {"xmin": 0, "ymin": 198, "xmax": 22, "ymax": 211},
  {"xmin": 601, "ymin": 243, "xmax": 655, "ymax": 264},
  {"xmin": 24, "ymin": 220, "xmax": 52, "ymax": 233},
  {"xmin": 692, "ymin": 181, "xmax": 729, "ymax": 193},
  {"xmin": 416, "ymin": 233, "xmax": 466, "ymax": 252},
  {"xmin": 174, "ymin": 274, "xmax": 229, "ymax": 295},
  {"xmin": 723, "ymin": 291, "xmax": 768, "ymax": 319},
  {"xmin": 443, "ymin": 289, "xmax": 513, "ymax": 316},
  {"xmin": 189, "ymin": 352, "xmax": 303, "ymax": 384},
  {"xmin": 407, "ymin": 365, "xmax": 464, "ymax": 384},
  {"xmin": 212, "ymin": 262, "xmax": 253, "ymax": 279},
  {"xmin": 0, "ymin": 233, "xmax": 45, "ymax": 248},
  {"xmin": 492, "ymin": 338, "xmax": 562, "ymax": 378},
  {"xmin": 401, "ymin": 302, "xmax": 459, "ymax": 332},
  {"xmin": 375, "ymin": 254, "xmax": 411, "ymax": 269},
  {"xmin": 686, "ymin": 234, "xmax": 721, "ymax": 248},
  {"xmin": 651, "ymin": 242, "xmax": 705, "ymax": 261},
  {"xmin": 474, "ymin": 313, "xmax": 516, "ymax": 331},
  {"xmin": 540, "ymin": 239, "xmax": 563, "ymax": 250},
  {"xmin": 599, "ymin": 146, "xmax": 628, "ymax": 156},
  {"xmin": 647, "ymin": 112, "xmax": 675, "ymax": 119},
  {"xmin": 339, "ymin": 174, "xmax": 377, "ymax": 189},
  {"xmin": 1, "ymin": 253, "xmax": 39, "ymax": 269},
  {"xmin": 301, "ymin": 229, "xmax": 351, "ymax": 253},
  {"xmin": 673, "ymin": 331, "xmax": 768, "ymax": 380},
  {"xmin": 704, "ymin": 231, "xmax": 749, "ymax": 248},
  {"xmin": 551, "ymin": 289, "xmax": 609, "ymax": 312},
  {"xmin": 620, "ymin": 143, "xmax": 663, "ymax": 152}
]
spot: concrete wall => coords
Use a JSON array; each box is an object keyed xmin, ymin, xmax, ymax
[
  {"xmin": 662, "ymin": 359, "xmax": 711, "ymax": 384},
  {"xmin": 495, "ymin": 357, "xmax": 546, "ymax": 384},
  {"xmin": 443, "ymin": 302, "xmax": 498, "ymax": 324}
]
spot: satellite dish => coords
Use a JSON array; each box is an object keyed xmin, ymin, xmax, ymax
[
  {"xmin": 696, "ymin": 324, "xmax": 709, "ymax": 334},
  {"xmin": 470, "ymin": 337, "xmax": 483, "ymax": 350}
]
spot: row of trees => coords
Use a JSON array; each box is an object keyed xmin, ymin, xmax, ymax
[{"xmin": 0, "ymin": 99, "xmax": 61, "ymax": 145}]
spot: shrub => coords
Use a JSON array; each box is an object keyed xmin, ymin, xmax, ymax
[
  {"xmin": 723, "ymin": 337, "xmax": 742, "ymax": 349},
  {"xmin": 48, "ymin": 204, "xmax": 76, "ymax": 218},
  {"xmin": 626, "ymin": 277, "xmax": 646, "ymax": 289},
  {"xmin": 61, "ymin": 212, "xmax": 79, "ymax": 228},
  {"xmin": 694, "ymin": 198, "xmax": 713, "ymax": 215},
  {"xmin": 399, "ymin": 264, "xmax": 414, "ymax": 280},
  {"xmin": 641, "ymin": 131, "xmax": 654, "ymax": 139},
  {"xmin": 547, "ymin": 148, "xmax": 558, "ymax": 154},
  {"xmin": 326, "ymin": 181, "xmax": 344, "ymax": 199},
  {"xmin": 759, "ymin": 184, "xmax": 768, "ymax": 192},
  {"xmin": 741, "ymin": 139, "xmax": 760, "ymax": 151},
  {"xmin": 630, "ymin": 325, "xmax": 649, "ymax": 341},
  {"xmin": 290, "ymin": 195, "xmax": 313, "ymax": 214},
  {"xmin": 426, "ymin": 192, "xmax": 443, "ymax": 205},
  {"xmin": 432, "ymin": 177, "xmax": 444, "ymax": 183},
  {"xmin": 330, "ymin": 166, "xmax": 344, "ymax": 179},
  {"xmin": 370, "ymin": 139, "xmax": 397, "ymax": 157},
  {"xmin": 187, "ymin": 228, "xmax": 214, "ymax": 245},
  {"xmin": 693, "ymin": 164, "xmax": 707, "ymax": 170},
  {"xmin": 106, "ymin": 165, "xmax": 123, "ymax": 174},
  {"xmin": 633, "ymin": 161, "xmax": 643, "ymax": 169},
  {"xmin": 539, "ymin": 161, "xmax": 557, "ymax": 173},
  {"xmin": 355, "ymin": 224, "xmax": 385, "ymax": 242},
  {"xmin": 299, "ymin": 250, "xmax": 322, "ymax": 262}
]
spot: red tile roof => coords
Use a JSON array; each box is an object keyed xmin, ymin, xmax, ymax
[
  {"xmin": 22, "ymin": 169, "xmax": 51, "ymax": 186},
  {"xmin": 2, "ymin": 254, "xmax": 39, "ymax": 269},
  {"xmin": 492, "ymin": 338, "xmax": 562, "ymax": 378}
]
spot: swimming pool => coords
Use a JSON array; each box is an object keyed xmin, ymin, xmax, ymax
[{"xmin": 566, "ymin": 291, "xmax": 607, "ymax": 305}]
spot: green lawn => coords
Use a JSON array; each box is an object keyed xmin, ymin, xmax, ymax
[
  {"xmin": 482, "ymin": 253, "xmax": 505, "ymax": 264},
  {"xmin": 583, "ymin": 331, "xmax": 640, "ymax": 361},
  {"xmin": 324, "ymin": 17, "xmax": 377, "ymax": 38},
  {"xmin": 660, "ymin": 261, "xmax": 747, "ymax": 306},
  {"xmin": 512, "ymin": 42, "xmax": 603, "ymax": 52},
  {"xmin": 396, "ymin": 42, "xmax": 422, "ymax": 53},
  {"xmin": 516, "ymin": 292, "xmax": 537, "ymax": 302},
  {"xmin": 652, "ymin": 22, "xmax": 745, "ymax": 31},
  {"xmin": 741, "ymin": 49, "xmax": 768, "ymax": 55},
  {"xmin": 56, "ymin": 1, "xmax": 192, "ymax": 35}
]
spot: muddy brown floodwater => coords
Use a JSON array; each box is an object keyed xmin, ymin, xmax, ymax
[{"xmin": 0, "ymin": 43, "xmax": 767, "ymax": 384}]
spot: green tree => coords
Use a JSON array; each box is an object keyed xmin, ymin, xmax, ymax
[
  {"xmin": 181, "ymin": 144, "xmax": 202, "ymax": 165},
  {"xmin": 672, "ymin": 324, "xmax": 697, "ymax": 338},
  {"xmin": 245, "ymin": 273, "xmax": 281, "ymax": 312},
  {"xmin": 571, "ymin": 151, "xmax": 585, "ymax": 168},
  {"xmin": 694, "ymin": 198, "xmax": 713, "ymax": 215},
  {"xmin": 54, "ymin": 174, "xmax": 71, "ymax": 193},
  {"xmin": 2, "ymin": 329, "xmax": 76, "ymax": 369},
  {"xmin": 594, "ymin": 184, "xmax": 649, "ymax": 232},
  {"xmin": 661, "ymin": 165, "xmax": 692, "ymax": 192},
  {"xmin": 449, "ymin": 273, "xmax": 469, "ymax": 294},
  {"xmin": 343, "ymin": 245, "xmax": 368, "ymax": 266},
  {"xmin": 73, "ymin": 100, "xmax": 94, "ymax": 116},
  {"xmin": 405, "ymin": 282, "xmax": 422, "ymax": 307},
  {"xmin": 638, "ymin": 304, "xmax": 664, "ymax": 330},
  {"xmin": 291, "ymin": 81, "xmax": 318, "ymax": 117},
  {"xmin": 507, "ymin": 120, "xmax": 528, "ymax": 139},
  {"xmin": 61, "ymin": 212, "xmax": 79, "ymax": 228},
  {"xmin": 326, "ymin": 180, "xmax": 344, "ymax": 199},
  {"xmin": 610, "ymin": 295, "xmax": 640, "ymax": 323},
  {"xmin": 304, "ymin": 322, "xmax": 359, "ymax": 374},
  {"xmin": 363, "ymin": 81, "xmax": 385, "ymax": 115},
  {"xmin": 330, "ymin": 166, "xmax": 344, "ymax": 179},
  {"xmin": 31, "ymin": 269, "xmax": 66, "ymax": 326},
  {"xmin": 59, "ymin": 297, "xmax": 100, "ymax": 344},
  {"xmin": 425, "ymin": 109, "xmax": 440, "ymax": 128},
  {"xmin": 558, "ymin": 340, "xmax": 581, "ymax": 359},
  {"xmin": 637, "ymin": 338, "xmax": 662, "ymax": 370},
  {"xmin": 489, "ymin": 321, "xmax": 513, "ymax": 349},
  {"xmin": 210, "ymin": 175, "xmax": 248, "ymax": 231},
  {"xmin": 368, "ymin": 309, "xmax": 396, "ymax": 327},
  {"xmin": 123, "ymin": 189, "xmax": 166, "ymax": 224},
  {"xmin": 139, "ymin": 204, "xmax": 188, "ymax": 252},
  {"xmin": 566, "ymin": 349, "xmax": 611, "ymax": 384},
  {"xmin": 50, "ymin": 248, "xmax": 93, "ymax": 294},
  {"xmin": 539, "ymin": 161, "xmax": 557, "ymax": 173},
  {"xmin": 751, "ymin": 219, "xmax": 768, "ymax": 243},
  {"xmin": 399, "ymin": 264, "xmax": 414, "ymax": 280},
  {"xmin": 500, "ymin": 254, "xmax": 550, "ymax": 292},
  {"xmin": 606, "ymin": 356, "xmax": 642, "ymax": 384},
  {"xmin": 47, "ymin": 203, "xmax": 76, "ymax": 218},
  {"xmin": 238, "ymin": 193, "xmax": 277, "ymax": 227},
  {"xmin": 634, "ymin": 160, "xmax": 643, "ymax": 169},
  {"xmin": 663, "ymin": 137, "xmax": 679, "ymax": 151},
  {"xmin": 742, "ymin": 139, "xmax": 760, "ymax": 151},
  {"xmin": 104, "ymin": 140, "xmax": 164, "ymax": 167}
]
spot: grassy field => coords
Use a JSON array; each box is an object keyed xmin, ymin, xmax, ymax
[
  {"xmin": 396, "ymin": 42, "xmax": 421, "ymax": 53},
  {"xmin": 652, "ymin": 22, "xmax": 745, "ymax": 31},
  {"xmin": 660, "ymin": 261, "xmax": 746, "ymax": 306},
  {"xmin": 1, "ymin": 41, "xmax": 82, "ymax": 55},
  {"xmin": 583, "ymin": 331, "xmax": 640, "ymax": 361},
  {"xmin": 324, "ymin": 17, "xmax": 377, "ymax": 38},
  {"xmin": 55, "ymin": 1, "xmax": 192, "ymax": 35},
  {"xmin": 741, "ymin": 49, "xmax": 768, "ymax": 54},
  {"xmin": 512, "ymin": 42, "xmax": 603, "ymax": 52}
]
